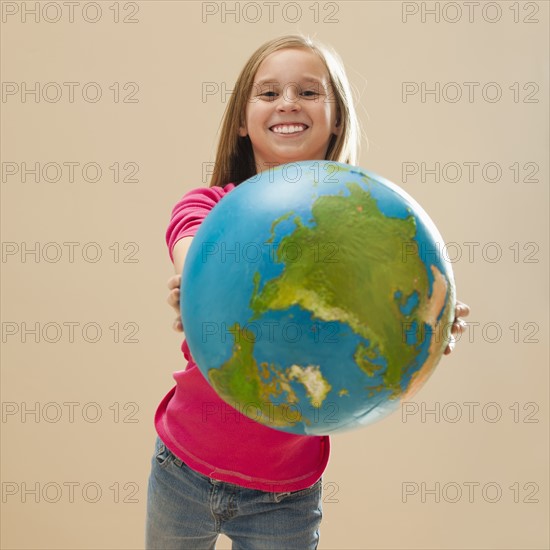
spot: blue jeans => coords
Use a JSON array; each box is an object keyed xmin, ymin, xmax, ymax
[{"xmin": 145, "ymin": 436, "xmax": 323, "ymax": 549}]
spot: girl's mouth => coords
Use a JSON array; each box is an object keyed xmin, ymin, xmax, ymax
[{"xmin": 270, "ymin": 124, "xmax": 309, "ymax": 135}]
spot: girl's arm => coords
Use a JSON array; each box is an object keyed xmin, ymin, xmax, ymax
[
  {"xmin": 172, "ymin": 236, "xmax": 194, "ymax": 275},
  {"xmin": 167, "ymin": 236, "xmax": 194, "ymax": 332}
]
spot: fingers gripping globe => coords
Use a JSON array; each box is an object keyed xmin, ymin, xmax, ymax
[{"xmin": 180, "ymin": 161, "xmax": 456, "ymax": 436}]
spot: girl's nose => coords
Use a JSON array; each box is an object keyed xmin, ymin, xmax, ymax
[{"xmin": 276, "ymin": 85, "xmax": 301, "ymax": 111}]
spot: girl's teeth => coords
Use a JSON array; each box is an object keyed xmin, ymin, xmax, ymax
[{"xmin": 272, "ymin": 125, "xmax": 305, "ymax": 134}]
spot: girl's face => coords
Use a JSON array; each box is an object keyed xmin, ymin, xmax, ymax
[{"xmin": 239, "ymin": 48, "xmax": 341, "ymax": 173}]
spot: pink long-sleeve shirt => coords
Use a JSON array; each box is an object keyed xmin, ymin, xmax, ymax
[{"xmin": 155, "ymin": 184, "xmax": 330, "ymax": 493}]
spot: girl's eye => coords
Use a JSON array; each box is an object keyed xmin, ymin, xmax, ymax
[{"xmin": 257, "ymin": 89, "xmax": 321, "ymax": 100}]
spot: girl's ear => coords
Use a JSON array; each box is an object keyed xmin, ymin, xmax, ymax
[
  {"xmin": 333, "ymin": 117, "xmax": 342, "ymax": 136},
  {"xmin": 238, "ymin": 124, "xmax": 248, "ymax": 137}
]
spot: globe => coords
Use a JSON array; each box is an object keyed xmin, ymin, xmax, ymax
[{"xmin": 180, "ymin": 160, "xmax": 456, "ymax": 435}]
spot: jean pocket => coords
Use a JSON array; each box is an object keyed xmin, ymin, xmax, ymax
[
  {"xmin": 272, "ymin": 477, "xmax": 322, "ymax": 503},
  {"xmin": 154, "ymin": 441, "xmax": 174, "ymax": 469}
]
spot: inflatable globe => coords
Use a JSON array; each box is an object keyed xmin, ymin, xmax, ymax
[{"xmin": 180, "ymin": 161, "xmax": 456, "ymax": 435}]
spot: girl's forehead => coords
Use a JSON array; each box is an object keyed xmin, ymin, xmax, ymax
[{"xmin": 254, "ymin": 48, "xmax": 330, "ymax": 82}]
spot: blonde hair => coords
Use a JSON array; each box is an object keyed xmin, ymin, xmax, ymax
[{"xmin": 209, "ymin": 34, "xmax": 362, "ymax": 188}]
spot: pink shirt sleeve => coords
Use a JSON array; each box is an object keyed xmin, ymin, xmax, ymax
[{"xmin": 165, "ymin": 184, "xmax": 236, "ymax": 263}]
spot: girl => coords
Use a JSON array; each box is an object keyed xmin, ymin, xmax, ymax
[{"xmin": 148, "ymin": 34, "xmax": 470, "ymax": 550}]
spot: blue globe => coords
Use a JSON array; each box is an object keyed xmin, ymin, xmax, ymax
[{"xmin": 180, "ymin": 161, "xmax": 456, "ymax": 435}]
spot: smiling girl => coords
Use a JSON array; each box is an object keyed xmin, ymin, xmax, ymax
[{"xmin": 147, "ymin": 34, "xmax": 469, "ymax": 550}]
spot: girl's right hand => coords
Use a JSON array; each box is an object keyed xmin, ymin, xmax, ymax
[{"xmin": 167, "ymin": 274, "xmax": 184, "ymax": 332}]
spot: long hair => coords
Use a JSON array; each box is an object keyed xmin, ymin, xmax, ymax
[{"xmin": 209, "ymin": 34, "xmax": 362, "ymax": 188}]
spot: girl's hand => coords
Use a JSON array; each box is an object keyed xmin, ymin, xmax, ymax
[
  {"xmin": 444, "ymin": 300, "xmax": 470, "ymax": 355},
  {"xmin": 167, "ymin": 274, "xmax": 184, "ymax": 332}
]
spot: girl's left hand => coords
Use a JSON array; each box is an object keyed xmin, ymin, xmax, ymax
[{"xmin": 444, "ymin": 300, "xmax": 470, "ymax": 355}]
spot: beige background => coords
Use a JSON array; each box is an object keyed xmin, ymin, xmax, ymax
[{"xmin": 1, "ymin": 1, "xmax": 548, "ymax": 548}]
